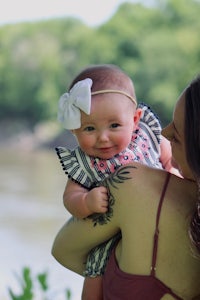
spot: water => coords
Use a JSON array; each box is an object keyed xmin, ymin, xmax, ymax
[{"xmin": 0, "ymin": 148, "xmax": 83, "ymax": 300}]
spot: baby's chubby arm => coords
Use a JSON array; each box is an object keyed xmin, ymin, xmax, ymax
[
  {"xmin": 63, "ymin": 179, "xmax": 109, "ymax": 219},
  {"xmin": 160, "ymin": 136, "xmax": 181, "ymax": 177}
]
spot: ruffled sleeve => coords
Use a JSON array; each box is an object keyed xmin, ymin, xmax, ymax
[
  {"xmin": 55, "ymin": 145, "xmax": 133, "ymax": 188},
  {"xmin": 138, "ymin": 103, "xmax": 162, "ymax": 147},
  {"xmin": 55, "ymin": 146, "xmax": 118, "ymax": 189},
  {"xmin": 55, "ymin": 146, "xmax": 95, "ymax": 188},
  {"xmin": 128, "ymin": 103, "xmax": 163, "ymax": 168}
]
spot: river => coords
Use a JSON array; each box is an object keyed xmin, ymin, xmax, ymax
[{"xmin": 0, "ymin": 148, "xmax": 83, "ymax": 300}]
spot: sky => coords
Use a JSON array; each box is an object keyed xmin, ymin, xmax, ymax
[{"xmin": 0, "ymin": 0, "xmax": 154, "ymax": 27}]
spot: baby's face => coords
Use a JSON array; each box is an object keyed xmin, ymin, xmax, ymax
[{"xmin": 73, "ymin": 93, "xmax": 137, "ymax": 159}]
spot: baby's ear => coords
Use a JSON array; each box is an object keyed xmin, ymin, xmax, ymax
[
  {"xmin": 133, "ymin": 108, "xmax": 142, "ymax": 126},
  {"xmin": 71, "ymin": 129, "xmax": 75, "ymax": 135}
]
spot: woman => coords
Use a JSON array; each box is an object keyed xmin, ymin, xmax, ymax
[{"xmin": 52, "ymin": 76, "xmax": 200, "ymax": 299}]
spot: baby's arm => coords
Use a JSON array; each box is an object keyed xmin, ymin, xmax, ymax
[
  {"xmin": 160, "ymin": 135, "xmax": 173, "ymax": 170},
  {"xmin": 63, "ymin": 179, "xmax": 109, "ymax": 219},
  {"xmin": 160, "ymin": 136, "xmax": 181, "ymax": 176}
]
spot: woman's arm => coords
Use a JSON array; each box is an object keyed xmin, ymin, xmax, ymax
[
  {"xmin": 52, "ymin": 165, "xmax": 136, "ymax": 274},
  {"xmin": 51, "ymin": 215, "xmax": 119, "ymax": 275},
  {"xmin": 52, "ymin": 164, "xmax": 141, "ymax": 275}
]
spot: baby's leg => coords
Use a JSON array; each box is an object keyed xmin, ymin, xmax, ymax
[
  {"xmin": 82, "ymin": 232, "xmax": 121, "ymax": 300},
  {"xmin": 81, "ymin": 276, "xmax": 103, "ymax": 300},
  {"xmin": 84, "ymin": 231, "xmax": 122, "ymax": 278}
]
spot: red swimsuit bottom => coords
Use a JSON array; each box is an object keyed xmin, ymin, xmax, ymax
[{"xmin": 103, "ymin": 173, "xmax": 183, "ymax": 300}]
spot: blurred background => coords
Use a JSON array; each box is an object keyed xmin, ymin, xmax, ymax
[{"xmin": 0, "ymin": 0, "xmax": 200, "ymax": 299}]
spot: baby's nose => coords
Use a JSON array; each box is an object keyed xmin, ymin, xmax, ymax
[{"xmin": 98, "ymin": 131, "xmax": 109, "ymax": 141}]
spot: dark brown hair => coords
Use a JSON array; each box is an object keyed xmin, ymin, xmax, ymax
[{"xmin": 185, "ymin": 75, "xmax": 200, "ymax": 253}]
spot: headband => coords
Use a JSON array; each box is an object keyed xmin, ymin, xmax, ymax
[
  {"xmin": 57, "ymin": 78, "xmax": 137, "ymax": 129},
  {"xmin": 92, "ymin": 90, "xmax": 137, "ymax": 105}
]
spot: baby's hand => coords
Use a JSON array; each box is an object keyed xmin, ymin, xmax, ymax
[
  {"xmin": 169, "ymin": 167, "xmax": 182, "ymax": 178},
  {"xmin": 85, "ymin": 186, "xmax": 108, "ymax": 215}
]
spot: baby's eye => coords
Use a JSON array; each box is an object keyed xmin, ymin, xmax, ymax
[
  {"xmin": 110, "ymin": 123, "xmax": 120, "ymax": 129},
  {"xmin": 84, "ymin": 126, "xmax": 95, "ymax": 132}
]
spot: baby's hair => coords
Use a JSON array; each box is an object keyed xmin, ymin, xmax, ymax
[{"xmin": 69, "ymin": 64, "xmax": 136, "ymax": 102}]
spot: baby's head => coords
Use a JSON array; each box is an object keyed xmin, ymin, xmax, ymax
[
  {"xmin": 69, "ymin": 64, "xmax": 136, "ymax": 101},
  {"xmin": 58, "ymin": 64, "xmax": 141, "ymax": 159}
]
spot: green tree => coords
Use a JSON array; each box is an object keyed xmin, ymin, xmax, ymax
[{"xmin": 0, "ymin": 0, "xmax": 199, "ymax": 130}]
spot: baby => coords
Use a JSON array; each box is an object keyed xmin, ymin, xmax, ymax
[{"xmin": 55, "ymin": 64, "xmax": 176, "ymax": 299}]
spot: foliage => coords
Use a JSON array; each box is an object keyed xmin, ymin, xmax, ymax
[
  {"xmin": 0, "ymin": 0, "xmax": 199, "ymax": 129},
  {"xmin": 8, "ymin": 268, "xmax": 33, "ymax": 300},
  {"xmin": 8, "ymin": 267, "xmax": 72, "ymax": 300}
]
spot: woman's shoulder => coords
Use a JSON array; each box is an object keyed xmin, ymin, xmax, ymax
[
  {"xmin": 105, "ymin": 163, "xmax": 166, "ymax": 206},
  {"xmin": 107, "ymin": 162, "xmax": 166, "ymax": 186},
  {"xmin": 105, "ymin": 162, "xmax": 192, "ymax": 207}
]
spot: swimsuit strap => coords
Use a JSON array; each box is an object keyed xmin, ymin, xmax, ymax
[{"xmin": 151, "ymin": 172, "xmax": 171, "ymax": 276}]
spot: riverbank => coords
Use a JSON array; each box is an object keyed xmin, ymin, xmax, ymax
[
  {"xmin": 0, "ymin": 147, "xmax": 83, "ymax": 300},
  {"xmin": 0, "ymin": 121, "xmax": 77, "ymax": 151}
]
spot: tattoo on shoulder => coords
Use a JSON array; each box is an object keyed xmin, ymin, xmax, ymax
[
  {"xmin": 88, "ymin": 165, "xmax": 137, "ymax": 226},
  {"xmin": 106, "ymin": 165, "xmax": 137, "ymax": 189}
]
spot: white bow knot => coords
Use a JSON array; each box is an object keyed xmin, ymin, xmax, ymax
[{"xmin": 57, "ymin": 78, "xmax": 92, "ymax": 129}]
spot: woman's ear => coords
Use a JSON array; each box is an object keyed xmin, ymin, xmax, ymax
[{"xmin": 133, "ymin": 108, "xmax": 142, "ymax": 126}]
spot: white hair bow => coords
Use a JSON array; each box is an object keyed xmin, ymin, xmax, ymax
[{"xmin": 57, "ymin": 78, "xmax": 92, "ymax": 129}]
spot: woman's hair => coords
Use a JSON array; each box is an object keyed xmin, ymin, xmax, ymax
[
  {"xmin": 69, "ymin": 64, "xmax": 136, "ymax": 100},
  {"xmin": 185, "ymin": 75, "xmax": 200, "ymax": 178},
  {"xmin": 185, "ymin": 75, "xmax": 200, "ymax": 253}
]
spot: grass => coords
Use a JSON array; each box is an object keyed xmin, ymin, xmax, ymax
[{"xmin": 8, "ymin": 267, "xmax": 72, "ymax": 300}]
